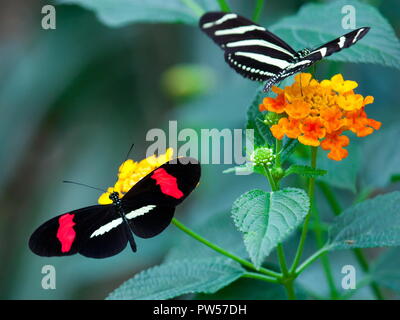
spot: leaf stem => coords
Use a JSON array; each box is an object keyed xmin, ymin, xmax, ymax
[
  {"xmin": 216, "ymin": 0, "xmax": 231, "ymax": 12},
  {"xmin": 295, "ymin": 247, "xmax": 329, "ymax": 275},
  {"xmin": 277, "ymin": 243, "xmax": 289, "ymax": 277},
  {"xmin": 252, "ymin": 0, "xmax": 265, "ymax": 22},
  {"xmin": 290, "ymin": 146, "xmax": 318, "ymax": 273},
  {"xmin": 275, "ymin": 138, "xmax": 282, "ymax": 168},
  {"xmin": 171, "ymin": 218, "xmax": 281, "ymax": 278},
  {"xmin": 283, "ymin": 281, "xmax": 296, "ymax": 300},
  {"xmin": 180, "ymin": 0, "xmax": 205, "ymax": 16},
  {"xmin": 243, "ymin": 272, "xmax": 279, "ymax": 284},
  {"xmin": 311, "ymin": 205, "xmax": 339, "ymax": 299}
]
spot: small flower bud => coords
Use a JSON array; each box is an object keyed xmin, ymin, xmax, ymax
[
  {"xmin": 250, "ymin": 147, "xmax": 276, "ymax": 167},
  {"xmin": 264, "ymin": 112, "xmax": 281, "ymax": 126},
  {"xmin": 272, "ymin": 167, "xmax": 284, "ymax": 180}
]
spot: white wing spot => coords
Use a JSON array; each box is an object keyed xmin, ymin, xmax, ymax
[
  {"xmin": 126, "ymin": 205, "xmax": 156, "ymax": 220},
  {"xmin": 215, "ymin": 25, "xmax": 265, "ymax": 36},
  {"xmin": 89, "ymin": 205, "xmax": 156, "ymax": 238},
  {"xmin": 352, "ymin": 28, "xmax": 364, "ymax": 43},
  {"xmin": 338, "ymin": 36, "xmax": 346, "ymax": 48},
  {"xmin": 202, "ymin": 13, "xmax": 237, "ymax": 29}
]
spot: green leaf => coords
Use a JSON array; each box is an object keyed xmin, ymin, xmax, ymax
[
  {"xmin": 107, "ymin": 258, "xmax": 244, "ymax": 300},
  {"xmin": 270, "ymin": 0, "xmax": 400, "ymax": 70},
  {"xmin": 361, "ymin": 126, "xmax": 400, "ymax": 189},
  {"xmin": 195, "ymin": 278, "xmax": 287, "ymax": 300},
  {"xmin": 327, "ymin": 191, "xmax": 400, "ymax": 250},
  {"xmin": 317, "ymin": 143, "xmax": 361, "ymax": 193},
  {"xmin": 280, "ymin": 138, "xmax": 299, "ymax": 164},
  {"xmin": 246, "ymin": 88, "xmax": 274, "ymax": 147},
  {"xmin": 58, "ymin": 0, "xmax": 218, "ymax": 27},
  {"xmin": 371, "ymin": 247, "xmax": 400, "ymax": 294},
  {"xmin": 231, "ymin": 188, "xmax": 310, "ymax": 268},
  {"xmin": 284, "ymin": 165, "xmax": 327, "ymax": 178}
]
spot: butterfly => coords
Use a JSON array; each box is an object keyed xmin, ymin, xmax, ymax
[
  {"xmin": 200, "ymin": 12, "xmax": 370, "ymax": 92},
  {"xmin": 29, "ymin": 157, "xmax": 201, "ymax": 258}
]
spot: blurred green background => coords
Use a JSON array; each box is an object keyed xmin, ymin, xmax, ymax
[{"xmin": 0, "ymin": 0, "xmax": 399, "ymax": 299}]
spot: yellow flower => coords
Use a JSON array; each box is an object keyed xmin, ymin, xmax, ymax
[
  {"xmin": 98, "ymin": 148, "xmax": 174, "ymax": 204},
  {"xmin": 261, "ymin": 73, "xmax": 381, "ymax": 161}
]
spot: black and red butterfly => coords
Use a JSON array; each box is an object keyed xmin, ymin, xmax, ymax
[{"xmin": 29, "ymin": 157, "xmax": 201, "ymax": 258}]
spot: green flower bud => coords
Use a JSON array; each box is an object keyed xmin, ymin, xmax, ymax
[
  {"xmin": 271, "ymin": 167, "xmax": 284, "ymax": 180},
  {"xmin": 250, "ymin": 147, "xmax": 276, "ymax": 167},
  {"xmin": 264, "ymin": 112, "xmax": 281, "ymax": 126}
]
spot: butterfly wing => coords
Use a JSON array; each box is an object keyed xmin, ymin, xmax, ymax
[
  {"xmin": 305, "ymin": 27, "xmax": 370, "ymax": 62},
  {"xmin": 200, "ymin": 12, "xmax": 297, "ymax": 81},
  {"xmin": 29, "ymin": 205, "xmax": 129, "ymax": 258},
  {"xmin": 121, "ymin": 157, "xmax": 201, "ymax": 238}
]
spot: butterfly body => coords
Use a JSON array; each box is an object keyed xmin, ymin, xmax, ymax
[
  {"xmin": 200, "ymin": 12, "xmax": 370, "ymax": 91},
  {"xmin": 29, "ymin": 158, "xmax": 200, "ymax": 258}
]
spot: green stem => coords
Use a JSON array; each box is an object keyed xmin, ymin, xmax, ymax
[
  {"xmin": 171, "ymin": 218, "xmax": 281, "ymax": 278},
  {"xmin": 263, "ymin": 166, "xmax": 278, "ymax": 191},
  {"xmin": 290, "ymin": 147, "xmax": 318, "ymax": 273},
  {"xmin": 312, "ymin": 205, "xmax": 339, "ymax": 299},
  {"xmin": 295, "ymin": 247, "xmax": 329, "ymax": 275},
  {"xmin": 252, "ymin": 0, "xmax": 265, "ymax": 22},
  {"xmin": 283, "ymin": 281, "xmax": 296, "ymax": 300},
  {"xmin": 216, "ymin": 0, "xmax": 231, "ymax": 12},
  {"xmin": 243, "ymin": 272, "xmax": 279, "ymax": 284},
  {"xmin": 318, "ymin": 183, "xmax": 385, "ymax": 300},
  {"xmin": 180, "ymin": 0, "xmax": 205, "ymax": 16},
  {"xmin": 275, "ymin": 138, "xmax": 282, "ymax": 168},
  {"xmin": 277, "ymin": 243, "xmax": 289, "ymax": 277}
]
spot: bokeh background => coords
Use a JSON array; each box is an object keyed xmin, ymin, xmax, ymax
[{"xmin": 0, "ymin": 0, "xmax": 399, "ymax": 299}]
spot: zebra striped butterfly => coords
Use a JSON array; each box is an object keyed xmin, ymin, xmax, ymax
[
  {"xmin": 200, "ymin": 12, "xmax": 370, "ymax": 92},
  {"xmin": 29, "ymin": 158, "xmax": 200, "ymax": 258}
]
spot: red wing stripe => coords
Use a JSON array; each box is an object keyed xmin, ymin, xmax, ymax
[
  {"xmin": 56, "ymin": 213, "xmax": 76, "ymax": 253},
  {"xmin": 151, "ymin": 168, "xmax": 184, "ymax": 199}
]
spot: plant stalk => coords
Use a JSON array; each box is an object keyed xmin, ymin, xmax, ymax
[
  {"xmin": 171, "ymin": 218, "xmax": 281, "ymax": 278},
  {"xmin": 179, "ymin": 0, "xmax": 205, "ymax": 16}
]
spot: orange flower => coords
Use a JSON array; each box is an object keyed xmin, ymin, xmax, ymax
[
  {"xmin": 321, "ymin": 133, "xmax": 349, "ymax": 161},
  {"xmin": 263, "ymin": 73, "xmax": 381, "ymax": 161},
  {"xmin": 260, "ymin": 91, "xmax": 285, "ymax": 113},
  {"xmin": 299, "ymin": 117, "xmax": 326, "ymax": 146}
]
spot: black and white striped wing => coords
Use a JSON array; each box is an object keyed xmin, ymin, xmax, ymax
[
  {"xmin": 303, "ymin": 27, "xmax": 370, "ymax": 63},
  {"xmin": 200, "ymin": 12, "xmax": 297, "ymax": 81}
]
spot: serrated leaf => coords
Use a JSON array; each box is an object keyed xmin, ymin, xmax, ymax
[
  {"xmin": 246, "ymin": 88, "xmax": 274, "ymax": 147},
  {"xmin": 284, "ymin": 165, "xmax": 327, "ymax": 178},
  {"xmin": 107, "ymin": 258, "xmax": 244, "ymax": 300},
  {"xmin": 58, "ymin": 0, "xmax": 219, "ymax": 27},
  {"xmin": 231, "ymin": 188, "xmax": 310, "ymax": 268},
  {"xmin": 327, "ymin": 191, "xmax": 400, "ymax": 250},
  {"xmin": 270, "ymin": 0, "xmax": 400, "ymax": 70},
  {"xmin": 371, "ymin": 247, "xmax": 400, "ymax": 294}
]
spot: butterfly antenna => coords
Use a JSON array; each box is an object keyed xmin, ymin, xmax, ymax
[
  {"xmin": 62, "ymin": 180, "xmax": 107, "ymax": 193},
  {"xmin": 299, "ymin": 74, "xmax": 304, "ymax": 96},
  {"xmin": 118, "ymin": 143, "xmax": 135, "ymax": 174}
]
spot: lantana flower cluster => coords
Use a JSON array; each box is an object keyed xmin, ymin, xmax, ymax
[
  {"xmin": 259, "ymin": 73, "xmax": 381, "ymax": 161},
  {"xmin": 98, "ymin": 148, "xmax": 173, "ymax": 204}
]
